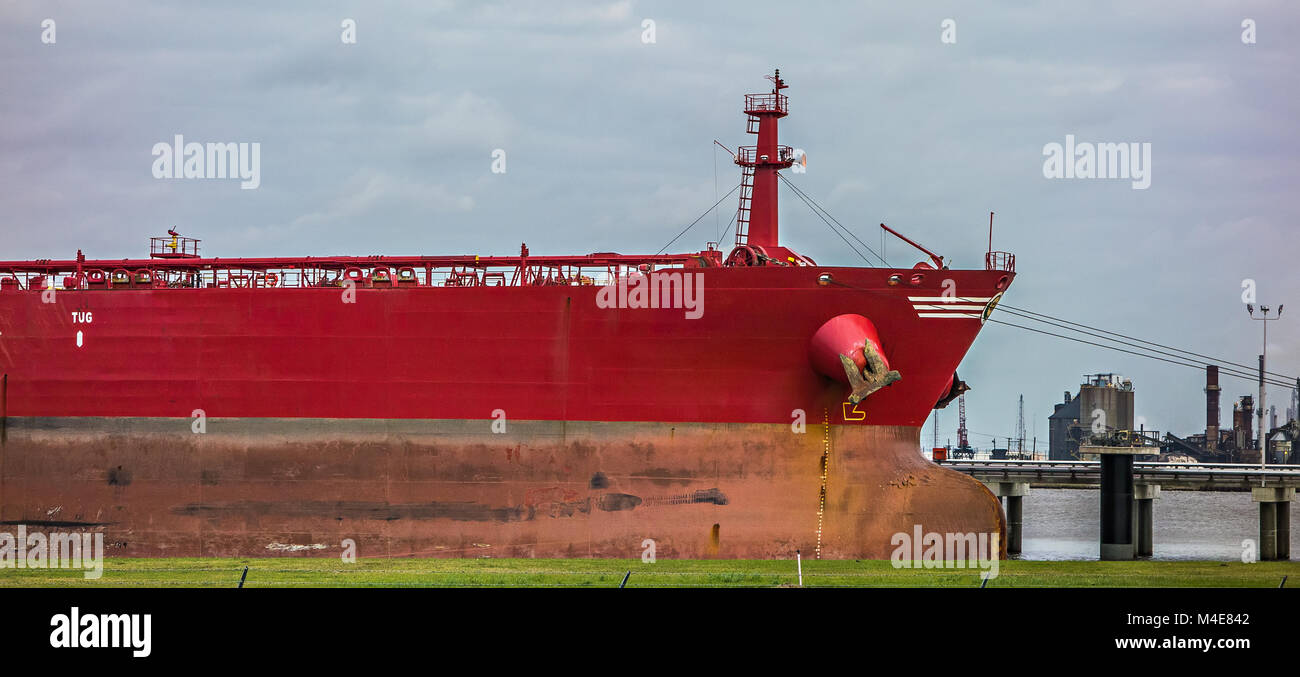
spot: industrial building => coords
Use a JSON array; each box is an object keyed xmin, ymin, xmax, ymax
[
  {"xmin": 1173, "ymin": 365, "xmax": 1298, "ymax": 463},
  {"xmin": 1048, "ymin": 374, "xmax": 1136, "ymax": 461},
  {"xmin": 1048, "ymin": 366, "xmax": 1300, "ymax": 463}
]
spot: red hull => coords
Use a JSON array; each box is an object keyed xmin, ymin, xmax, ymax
[{"xmin": 1, "ymin": 266, "xmax": 1005, "ymax": 425}]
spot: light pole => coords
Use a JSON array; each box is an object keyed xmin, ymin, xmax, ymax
[{"xmin": 1247, "ymin": 303, "xmax": 1283, "ymax": 468}]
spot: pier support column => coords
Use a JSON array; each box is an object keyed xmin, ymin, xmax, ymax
[
  {"xmin": 1089, "ymin": 447, "xmax": 1141, "ymax": 561},
  {"xmin": 981, "ymin": 481, "xmax": 1029, "ymax": 555},
  {"xmin": 1260, "ymin": 502, "xmax": 1277, "ymax": 561},
  {"xmin": 1252, "ymin": 487, "xmax": 1295, "ymax": 561},
  {"xmin": 1134, "ymin": 484, "xmax": 1159, "ymax": 558},
  {"xmin": 1280, "ymin": 500, "xmax": 1291, "ymax": 561}
]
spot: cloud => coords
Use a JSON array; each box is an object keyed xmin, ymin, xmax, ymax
[{"xmin": 287, "ymin": 169, "xmax": 475, "ymax": 231}]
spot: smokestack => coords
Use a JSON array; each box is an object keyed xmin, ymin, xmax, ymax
[
  {"xmin": 1236, "ymin": 395, "xmax": 1255, "ymax": 451},
  {"xmin": 1206, "ymin": 365, "xmax": 1220, "ymax": 451}
]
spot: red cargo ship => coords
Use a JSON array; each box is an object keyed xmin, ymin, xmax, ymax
[{"xmin": 0, "ymin": 72, "xmax": 1015, "ymax": 559}]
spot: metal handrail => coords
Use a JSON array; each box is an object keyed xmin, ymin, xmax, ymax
[
  {"xmin": 942, "ymin": 458, "xmax": 1300, "ymax": 468},
  {"xmin": 985, "ymin": 251, "xmax": 1015, "ymax": 272},
  {"xmin": 743, "ymin": 93, "xmax": 788, "ymax": 114},
  {"xmin": 735, "ymin": 145, "xmax": 793, "ymax": 165}
]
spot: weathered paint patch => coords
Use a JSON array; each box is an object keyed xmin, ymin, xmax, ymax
[
  {"xmin": 172, "ymin": 501, "xmax": 531, "ymax": 523},
  {"xmin": 106, "ymin": 466, "xmax": 132, "ymax": 486},
  {"xmin": 597, "ymin": 494, "xmax": 643, "ymax": 511},
  {"xmin": 265, "ymin": 542, "xmax": 328, "ymax": 552},
  {"xmin": 0, "ymin": 519, "xmax": 111, "ymax": 527},
  {"xmin": 646, "ymin": 488, "xmax": 729, "ymax": 506},
  {"xmin": 636, "ymin": 468, "xmax": 693, "ymax": 486}
]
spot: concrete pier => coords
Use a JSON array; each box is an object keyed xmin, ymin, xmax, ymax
[
  {"xmin": 1084, "ymin": 446, "xmax": 1147, "ymax": 561},
  {"xmin": 982, "ymin": 481, "xmax": 1029, "ymax": 555},
  {"xmin": 944, "ymin": 457, "xmax": 1300, "ymax": 561},
  {"xmin": 1281, "ymin": 499, "xmax": 1291, "ymax": 561},
  {"xmin": 1134, "ymin": 484, "xmax": 1160, "ymax": 557},
  {"xmin": 1099, "ymin": 454, "xmax": 1134, "ymax": 560},
  {"xmin": 1252, "ymin": 487, "xmax": 1295, "ymax": 561}
]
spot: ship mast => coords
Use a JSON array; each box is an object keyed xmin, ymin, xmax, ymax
[{"xmin": 729, "ymin": 70, "xmax": 801, "ymax": 267}]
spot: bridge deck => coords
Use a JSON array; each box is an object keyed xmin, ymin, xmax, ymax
[{"xmin": 937, "ymin": 460, "xmax": 1300, "ymax": 491}]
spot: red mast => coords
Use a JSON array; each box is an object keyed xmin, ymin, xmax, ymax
[{"xmin": 730, "ymin": 69, "xmax": 798, "ymax": 266}]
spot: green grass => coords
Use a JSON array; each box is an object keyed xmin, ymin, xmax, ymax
[{"xmin": 1, "ymin": 558, "xmax": 1297, "ymax": 588}]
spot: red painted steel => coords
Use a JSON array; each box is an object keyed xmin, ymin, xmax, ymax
[
  {"xmin": 734, "ymin": 70, "xmax": 793, "ymax": 252},
  {"xmin": 0, "ymin": 266, "xmax": 1007, "ymax": 426}
]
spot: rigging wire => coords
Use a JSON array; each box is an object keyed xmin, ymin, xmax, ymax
[
  {"xmin": 716, "ymin": 208, "xmax": 739, "ymax": 249},
  {"xmin": 983, "ymin": 317, "xmax": 1296, "ymax": 389},
  {"xmin": 997, "ymin": 303, "xmax": 1296, "ymax": 382},
  {"xmin": 713, "ymin": 146, "xmax": 721, "ymax": 242},
  {"xmin": 777, "ymin": 173, "xmax": 889, "ymax": 266},
  {"xmin": 926, "ymin": 286, "xmax": 1299, "ymax": 388},
  {"xmin": 656, "ymin": 184, "xmax": 740, "ymax": 256},
  {"xmin": 988, "ymin": 305, "xmax": 1287, "ymax": 386},
  {"xmin": 779, "ymin": 176, "xmax": 875, "ymax": 266}
]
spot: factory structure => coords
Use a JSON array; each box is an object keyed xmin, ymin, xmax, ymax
[
  {"xmin": 1047, "ymin": 368, "xmax": 1300, "ymax": 464},
  {"xmin": 1048, "ymin": 374, "xmax": 1140, "ymax": 461}
]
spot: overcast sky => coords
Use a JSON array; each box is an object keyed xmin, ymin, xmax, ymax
[{"xmin": 3, "ymin": 1, "xmax": 1298, "ymax": 445}]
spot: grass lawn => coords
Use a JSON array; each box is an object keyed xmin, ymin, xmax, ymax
[{"xmin": 1, "ymin": 558, "xmax": 1297, "ymax": 588}]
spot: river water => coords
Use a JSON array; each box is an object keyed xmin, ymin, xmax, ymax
[{"xmin": 1020, "ymin": 488, "xmax": 1295, "ymax": 561}]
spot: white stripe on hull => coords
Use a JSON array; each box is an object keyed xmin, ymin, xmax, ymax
[
  {"xmin": 907, "ymin": 296, "xmax": 994, "ymax": 303},
  {"xmin": 910, "ymin": 304, "xmax": 986, "ymax": 311}
]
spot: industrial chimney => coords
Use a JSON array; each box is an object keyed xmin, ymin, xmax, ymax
[
  {"xmin": 1235, "ymin": 395, "xmax": 1255, "ymax": 451},
  {"xmin": 1205, "ymin": 365, "xmax": 1220, "ymax": 451}
]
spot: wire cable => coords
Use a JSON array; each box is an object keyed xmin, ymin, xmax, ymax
[
  {"xmin": 779, "ymin": 176, "xmax": 875, "ymax": 265},
  {"xmin": 990, "ymin": 305, "xmax": 1288, "ymax": 387},
  {"xmin": 984, "ymin": 317, "xmax": 1296, "ymax": 388},
  {"xmin": 998, "ymin": 303, "xmax": 1296, "ymax": 381},
  {"xmin": 778, "ymin": 173, "xmax": 889, "ymax": 266},
  {"xmin": 656, "ymin": 184, "xmax": 740, "ymax": 255}
]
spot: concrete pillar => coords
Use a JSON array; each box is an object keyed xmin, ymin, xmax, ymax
[
  {"xmin": 1007, "ymin": 495, "xmax": 1024, "ymax": 555},
  {"xmin": 1251, "ymin": 487, "xmax": 1295, "ymax": 561},
  {"xmin": 1279, "ymin": 502, "xmax": 1291, "ymax": 561},
  {"xmin": 1135, "ymin": 484, "xmax": 1159, "ymax": 558},
  {"xmin": 981, "ymin": 481, "xmax": 1029, "ymax": 556},
  {"xmin": 1099, "ymin": 454, "xmax": 1135, "ymax": 560},
  {"xmin": 1260, "ymin": 502, "xmax": 1278, "ymax": 561}
]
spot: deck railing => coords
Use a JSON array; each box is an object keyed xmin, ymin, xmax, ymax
[
  {"xmin": 743, "ymin": 93, "xmax": 788, "ymax": 114},
  {"xmin": 985, "ymin": 251, "xmax": 1015, "ymax": 272}
]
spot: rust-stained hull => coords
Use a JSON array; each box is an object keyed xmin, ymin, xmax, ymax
[{"xmin": 0, "ymin": 416, "xmax": 1003, "ymax": 559}]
